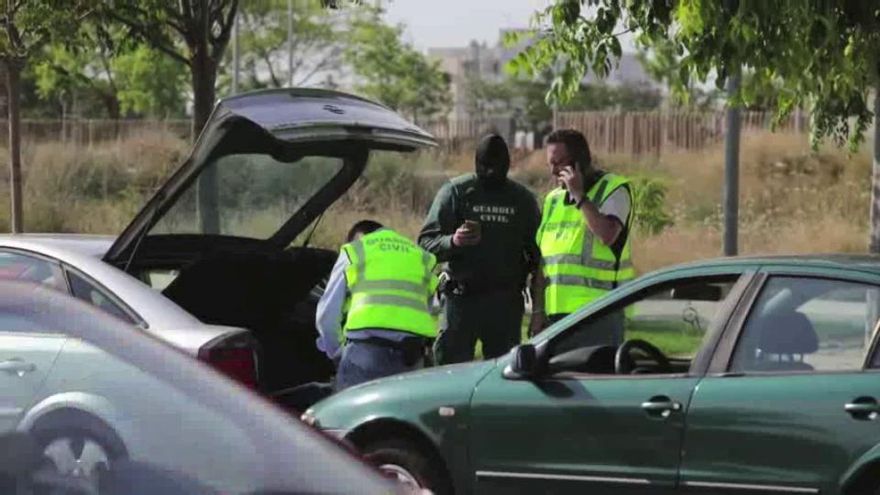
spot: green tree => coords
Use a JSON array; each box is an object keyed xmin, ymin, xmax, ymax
[
  {"xmin": 33, "ymin": 40, "xmax": 121, "ymax": 118},
  {"xmin": 466, "ymin": 71, "xmax": 662, "ymax": 131},
  {"xmin": 104, "ymin": 0, "xmax": 239, "ymax": 134},
  {"xmin": 509, "ymin": 0, "xmax": 880, "ymax": 252},
  {"xmin": 635, "ymin": 39, "xmax": 720, "ymax": 111},
  {"xmin": 19, "ymin": 64, "xmax": 63, "ymax": 118},
  {"xmin": 219, "ymin": 0, "xmax": 343, "ymax": 93},
  {"xmin": 105, "ymin": 1, "xmax": 355, "ymax": 132},
  {"xmin": 34, "ymin": 24, "xmax": 187, "ymax": 119},
  {"xmin": 344, "ymin": 8, "xmax": 450, "ymax": 120},
  {"xmin": 112, "ymin": 45, "xmax": 187, "ymax": 117},
  {"xmin": 463, "ymin": 75, "xmax": 513, "ymax": 119},
  {"xmin": 565, "ymin": 82, "xmax": 662, "ymax": 111},
  {"xmin": 510, "ymin": 79, "xmax": 553, "ymax": 129},
  {"xmin": 637, "ymin": 41, "xmax": 777, "ymax": 112},
  {"xmin": 0, "ymin": 0, "xmax": 93, "ymax": 232}
]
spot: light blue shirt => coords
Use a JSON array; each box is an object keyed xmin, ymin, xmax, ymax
[{"xmin": 314, "ymin": 252, "xmax": 414, "ymax": 360}]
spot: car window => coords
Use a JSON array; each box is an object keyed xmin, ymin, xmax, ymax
[
  {"xmin": 150, "ymin": 153, "xmax": 344, "ymax": 239},
  {"xmin": 66, "ymin": 270, "xmax": 137, "ymax": 325},
  {"xmin": 730, "ymin": 276, "xmax": 880, "ymax": 373},
  {"xmin": 552, "ymin": 275, "xmax": 741, "ymax": 372},
  {"xmin": 0, "ymin": 251, "xmax": 65, "ymax": 291}
]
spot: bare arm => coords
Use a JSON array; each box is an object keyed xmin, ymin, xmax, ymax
[{"xmin": 577, "ymin": 199, "xmax": 623, "ymax": 247}]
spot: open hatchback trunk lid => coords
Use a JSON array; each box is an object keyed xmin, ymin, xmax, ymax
[
  {"xmin": 105, "ymin": 88, "xmax": 436, "ymax": 266},
  {"xmin": 101, "ymin": 88, "xmax": 436, "ymax": 398}
]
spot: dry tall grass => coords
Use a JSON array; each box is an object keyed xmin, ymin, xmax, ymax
[
  {"xmin": 605, "ymin": 132, "xmax": 872, "ymax": 273},
  {"xmin": 0, "ymin": 130, "xmax": 186, "ymax": 233},
  {"xmin": 0, "ymin": 129, "xmax": 871, "ymax": 275}
]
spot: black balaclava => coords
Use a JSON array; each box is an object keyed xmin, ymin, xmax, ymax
[{"xmin": 475, "ymin": 134, "xmax": 510, "ymax": 189}]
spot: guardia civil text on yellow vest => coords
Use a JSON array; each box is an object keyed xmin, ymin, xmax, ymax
[{"xmin": 341, "ymin": 229, "xmax": 439, "ymax": 338}]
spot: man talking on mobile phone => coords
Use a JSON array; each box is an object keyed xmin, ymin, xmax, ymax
[
  {"xmin": 529, "ymin": 129, "xmax": 635, "ymax": 342},
  {"xmin": 418, "ymin": 133, "xmax": 541, "ymax": 364}
]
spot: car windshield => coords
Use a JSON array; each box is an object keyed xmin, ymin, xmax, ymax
[
  {"xmin": 150, "ymin": 152, "xmax": 344, "ymax": 239},
  {"xmin": 0, "ymin": 282, "xmax": 394, "ymax": 495}
]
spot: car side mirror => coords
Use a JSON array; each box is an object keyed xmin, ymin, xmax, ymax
[{"xmin": 510, "ymin": 344, "xmax": 538, "ymax": 378}]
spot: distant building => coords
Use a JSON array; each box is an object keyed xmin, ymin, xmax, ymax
[
  {"xmin": 428, "ymin": 29, "xmax": 660, "ymax": 120},
  {"xmin": 428, "ymin": 40, "xmax": 507, "ymax": 119}
]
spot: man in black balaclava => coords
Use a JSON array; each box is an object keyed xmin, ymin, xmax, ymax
[
  {"xmin": 474, "ymin": 134, "xmax": 510, "ymax": 188},
  {"xmin": 419, "ymin": 134, "xmax": 541, "ymax": 364}
]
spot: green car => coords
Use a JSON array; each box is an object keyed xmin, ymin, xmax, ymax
[{"xmin": 304, "ymin": 255, "xmax": 880, "ymax": 495}]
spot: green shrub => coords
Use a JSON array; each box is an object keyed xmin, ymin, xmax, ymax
[{"xmin": 630, "ymin": 175, "xmax": 674, "ymax": 235}]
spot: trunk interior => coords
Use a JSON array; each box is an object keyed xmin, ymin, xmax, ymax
[{"xmin": 131, "ymin": 237, "xmax": 338, "ymax": 405}]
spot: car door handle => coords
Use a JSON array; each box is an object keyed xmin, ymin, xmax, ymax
[
  {"xmin": 0, "ymin": 358, "xmax": 36, "ymax": 376},
  {"xmin": 845, "ymin": 397, "xmax": 880, "ymax": 420},
  {"xmin": 641, "ymin": 396, "xmax": 682, "ymax": 418}
]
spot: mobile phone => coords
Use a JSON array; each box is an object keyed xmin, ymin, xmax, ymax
[{"xmin": 464, "ymin": 220, "xmax": 481, "ymax": 234}]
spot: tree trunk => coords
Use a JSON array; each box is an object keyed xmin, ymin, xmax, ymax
[
  {"xmin": 867, "ymin": 91, "xmax": 880, "ymax": 346},
  {"xmin": 191, "ymin": 50, "xmax": 220, "ymax": 235},
  {"xmin": 870, "ymin": 90, "xmax": 880, "ymax": 254},
  {"xmin": 101, "ymin": 92, "xmax": 121, "ymax": 120},
  {"xmin": 191, "ymin": 52, "xmax": 217, "ymax": 138},
  {"xmin": 6, "ymin": 60, "xmax": 23, "ymax": 233}
]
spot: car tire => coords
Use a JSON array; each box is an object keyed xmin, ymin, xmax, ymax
[
  {"xmin": 31, "ymin": 411, "xmax": 127, "ymax": 489},
  {"xmin": 362, "ymin": 438, "xmax": 452, "ymax": 494}
]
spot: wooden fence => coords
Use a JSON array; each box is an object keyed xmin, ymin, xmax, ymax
[
  {"xmin": 556, "ymin": 110, "xmax": 807, "ymax": 155},
  {"xmin": 1, "ymin": 110, "xmax": 807, "ymax": 155},
  {"xmin": 419, "ymin": 110, "xmax": 808, "ymax": 155},
  {"xmin": 0, "ymin": 119, "xmax": 194, "ymax": 146}
]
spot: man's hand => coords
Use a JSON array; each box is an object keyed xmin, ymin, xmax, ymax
[
  {"xmin": 452, "ymin": 222, "xmax": 481, "ymax": 246},
  {"xmin": 528, "ymin": 311, "xmax": 545, "ymax": 337},
  {"xmin": 559, "ymin": 165, "xmax": 624, "ymax": 246},
  {"xmin": 558, "ymin": 165, "xmax": 584, "ymax": 204}
]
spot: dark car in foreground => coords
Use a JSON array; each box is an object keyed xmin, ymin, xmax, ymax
[
  {"xmin": 0, "ymin": 280, "xmax": 403, "ymax": 494},
  {"xmin": 306, "ymin": 255, "xmax": 880, "ymax": 495}
]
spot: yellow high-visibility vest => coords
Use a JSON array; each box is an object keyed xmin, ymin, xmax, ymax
[
  {"xmin": 341, "ymin": 229, "xmax": 439, "ymax": 338},
  {"xmin": 537, "ymin": 174, "xmax": 634, "ymax": 315}
]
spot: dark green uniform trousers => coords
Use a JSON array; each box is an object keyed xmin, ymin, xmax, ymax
[{"xmin": 434, "ymin": 290, "xmax": 523, "ymax": 365}]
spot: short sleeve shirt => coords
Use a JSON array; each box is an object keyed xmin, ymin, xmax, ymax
[{"xmin": 599, "ymin": 187, "xmax": 631, "ymax": 225}]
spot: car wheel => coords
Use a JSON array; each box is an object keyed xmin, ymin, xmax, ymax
[
  {"xmin": 31, "ymin": 414, "xmax": 127, "ymax": 492},
  {"xmin": 39, "ymin": 431, "xmax": 115, "ymax": 480},
  {"xmin": 362, "ymin": 438, "xmax": 451, "ymax": 494}
]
